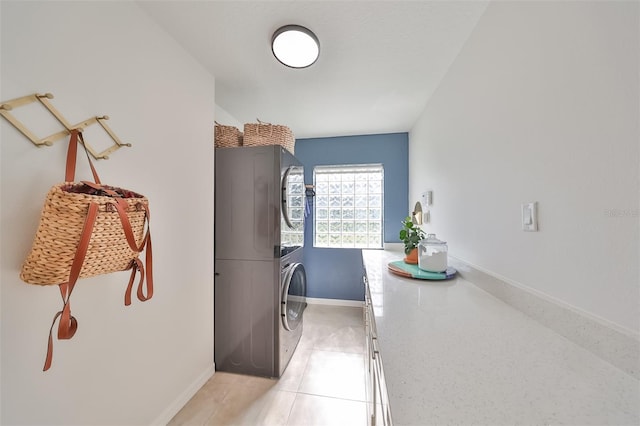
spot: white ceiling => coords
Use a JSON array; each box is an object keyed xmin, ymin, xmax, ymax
[{"xmin": 138, "ymin": 0, "xmax": 489, "ymax": 139}]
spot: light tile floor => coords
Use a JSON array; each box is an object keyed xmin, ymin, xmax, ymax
[{"xmin": 169, "ymin": 304, "xmax": 367, "ymax": 426}]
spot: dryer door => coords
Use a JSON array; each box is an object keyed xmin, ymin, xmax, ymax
[
  {"xmin": 281, "ymin": 165, "xmax": 304, "ymax": 230},
  {"xmin": 282, "ymin": 263, "xmax": 307, "ymax": 331}
]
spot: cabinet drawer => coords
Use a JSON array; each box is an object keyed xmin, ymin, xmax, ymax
[
  {"xmin": 373, "ymin": 338, "xmax": 392, "ymax": 426},
  {"xmin": 364, "ymin": 270, "xmax": 392, "ymax": 426}
]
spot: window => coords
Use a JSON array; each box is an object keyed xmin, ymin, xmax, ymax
[{"xmin": 313, "ymin": 164, "xmax": 384, "ymax": 248}]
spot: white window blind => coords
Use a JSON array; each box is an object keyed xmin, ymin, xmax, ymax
[{"xmin": 313, "ymin": 164, "xmax": 384, "ymax": 248}]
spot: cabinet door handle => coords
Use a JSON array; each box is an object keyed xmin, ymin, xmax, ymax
[{"xmin": 371, "ymin": 336, "xmax": 380, "ymax": 360}]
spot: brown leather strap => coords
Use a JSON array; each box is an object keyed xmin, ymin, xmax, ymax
[
  {"xmin": 66, "ymin": 203, "xmax": 99, "ymax": 291},
  {"xmin": 43, "ymin": 311, "xmax": 64, "ymax": 372},
  {"xmin": 119, "ymin": 202, "xmax": 153, "ymax": 305},
  {"xmin": 65, "ymin": 130, "xmax": 79, "ymax": 182},
  {"xmin": 123, "ymin": 257, "xmax": 152, "ymax": 304},
  {"xmin": 113, "ymin": 199, "xmax": 149, "ymax": 253},
  {"xmin": 57, "ymin": 283, "xmax": 78, "ymax": 340},
  {"xmin": 43, "ymin": 202, "xmax": 99, "ymax": 371},
  {"xmin": 64, "ymin": 130, "xmax": 101, "ymax": 183},
  {"xmin": 78, "ymin": 132, "xmax": 101, "ymax": 184},
  {"xmin": 141, "ymin": 229, "xmax": 153, "ymax": 301},
  {"xmin": 81, "ymin": 180, "xmax": 119, "ymax": 197},
  {"xmin": 124, "ymin": 258, "xmax": 144, "ymax": 306}
]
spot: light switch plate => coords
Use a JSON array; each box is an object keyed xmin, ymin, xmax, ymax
[{"xmin": 522, "ymin": 202, "xmax": 538, "ymax": 231}]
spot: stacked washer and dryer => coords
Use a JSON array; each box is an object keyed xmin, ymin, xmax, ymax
[{"xmin": 214, "ymin": 145, "xmax": 307, "ymax": 378}]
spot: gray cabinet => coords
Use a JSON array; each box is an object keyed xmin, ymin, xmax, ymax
[
  {"xmin": 214, "ymin": 146, "xmax": 279, "ymax": 261},
  {"xmin": 363, "ymin": 270, "xmax": 393, "ymax": 426},
  {"xmin": 214, "ymin": 259, "xmax": 278, "ymax": 376}
]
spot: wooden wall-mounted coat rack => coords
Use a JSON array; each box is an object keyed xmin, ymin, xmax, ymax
[{"xmin": 0, "ymin": 92, "xmax": 131, "ymax": 159}]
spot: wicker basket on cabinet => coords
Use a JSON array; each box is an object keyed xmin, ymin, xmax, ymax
[
  {"xmin": 243, "ymin": 120, "xmax": 295, "ymax": 154},
  {"xmin": 214, "ymin": 122, "xmax": 243, "ymax": 148}
]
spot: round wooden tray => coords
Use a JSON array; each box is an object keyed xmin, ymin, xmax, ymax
[{"xmin": 387, "ymin": 261, "xmax": 457, "ymax": 280}]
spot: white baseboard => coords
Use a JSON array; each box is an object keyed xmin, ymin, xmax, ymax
[
  {"xmin": 152, "ymin": 363, "xmax": 216, "ymax": 425},
  {"xmin": 306, "ymin": 297, "xmax": 363, "ymax": 307}
]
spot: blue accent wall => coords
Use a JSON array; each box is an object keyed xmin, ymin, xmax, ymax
[{"xmin": 295, "ymin": 133, "xmax": 409, "ymax": 301}]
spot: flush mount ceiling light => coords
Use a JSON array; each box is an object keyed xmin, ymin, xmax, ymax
[{"xmin": 271, "ymin": 25, "xmax": 320, "ymax": 68}]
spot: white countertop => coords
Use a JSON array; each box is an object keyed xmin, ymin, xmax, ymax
[{"xmin": 362, "ymin": 248, "xmax": 639, "ymax": 426}]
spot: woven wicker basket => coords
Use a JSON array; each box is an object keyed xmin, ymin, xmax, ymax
[
  {"xmin": 215, "ymin": 122, "xmax": 243, "ymax": 148},
  {"xmin": 243, "ymin": 121, "xmax": 295, "ymax": 154},
  {"xmin": 20, "ymin": 183, "xmax": 148, "ymax": 285}
]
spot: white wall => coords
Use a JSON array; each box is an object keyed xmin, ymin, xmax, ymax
[
  {"xmin": 215, "ymin": 104, "xmax": 243, "ymax": 130},
  {"xmin": 1, "ymin": 2, "xmax": 215, "ymax": 424},
  {"xmin": 409, "ymin": 1, "xmax": 639, "ymax": 333}
]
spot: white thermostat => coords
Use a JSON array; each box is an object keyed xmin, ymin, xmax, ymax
[{"xmin": 421, "ymin": 190, "xmax": 433, "ymax": 206}]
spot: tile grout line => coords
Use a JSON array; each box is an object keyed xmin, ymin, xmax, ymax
[{"xmin": 294, "ymin": 390, "xmax": 368, "ymax": 404}]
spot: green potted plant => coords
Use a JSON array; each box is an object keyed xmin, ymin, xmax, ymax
[{"xmin": 399, "ymin": 216, "xmax": 425, "ymax": 264}]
